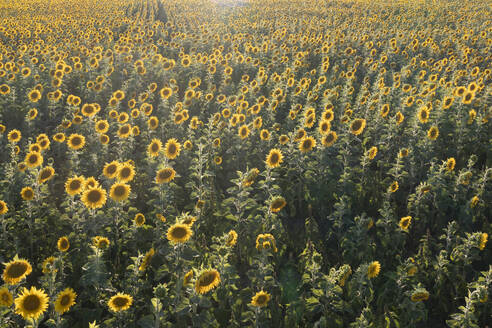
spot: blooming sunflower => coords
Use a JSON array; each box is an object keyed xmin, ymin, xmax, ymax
[
  {"xmin": 367, "ymin": 261, "xmax": 381, "ymax": 278},
  {"xmin": 7, "ymin": 129, "xmax": 21, "ymax": 143},
  {"xmin": 167, "ymin": 224, "xmax": 192, "ymax": 244},
  {"xmin": 427, "ymin": 126, "xmax": 439, "ymax": 140},
  {"xmin": 238, "ymin": 125, "xmax": 250, "ymax": 139},
  {"xmin": 266, "ymin": 149, "xmax": 283, "ymax": 168},
  {"xmin": 14, "ymin": 286, "xmax": 49, "ymax": 320},
  {"xmin": 350, "ymin": 118, "xmax": 366, "ymax": 135},
  {"xmin": 67, "ymin": 134, "xmax": 86, "ymax": 150},
  {"xmin": 183, "ymin": 270, "xmax": 194, "ymax": 286},
  {"xmin": 226, "ymin": 230, "xmax": 238, "ymax": 247},
  {"xmin": 479, "ymin": 233, "xmax": 488, "ymax": 250},
  {"xmin": 53, "ymin": 133, "xmax": 65, "ymax": 143},
  {"xmin": 299, "ymin": 136, "xmax": 316, "ymax": 152},
  {"xmin": 399, "ymin": 216, "xmax": 412, "ymax": 231},
  {"xmin": 93, "ymin": 236, "xmax": 110, "ymax": 249},
  {"xmin": 117, "ymin": 163, "xmax": 135, "ymax": 183},
  {"xmin": 108, "ymin": 293, "xmax": 133, "ymax": 312},
  {"xmin": 54, "ymin": 288, "xmax": 76, "ymax": 314},
  {"xmin": 57, "ymin": 237, "xmax": 70, "ymax": 252},
  {"xmin": 446, "ymin": 158, "xmax": 456, "ymax": 171},
  {"xmin": 0, "ymin": 287, "xmax": 13, "ymax": 307},
  {"xmin": 322, "ymin": 131, "xmax": 337, "ymax": 147},
  {"xmin": 156, "ymin": 167, "xmax": 176, "ymax": 184},
  {"xmin": 81, "ymin": 187, "xmax": 107, "ymax": 209},
  {"xmin": 102, "ymin": 161, "xmax": 119, "ymax": 179},
  {"xmin": 389, "ymin": 181, "xmax": 399, "ymax": 193},
  {"xmin": 117, "ymin": 124, "xmax": 131, "ymax": 138},
  {"xmin": 134, "ymin": 213, "xmax": 146, "ymax": 227},
  {"xmin": 65, "ymin": 176, "xmax": 84, "ymax": 196},
  {"xmin": 20, "ymin": 187, "xmax": 35, "ymax": 201},
  {"xmin": 0, "ymin": 200, "xmax": 8, "ymax": 215},
  {"xmin": 42, "ymin": 257, "xmax": 56, "ymax": 274},
  {"xmin": 195, "ymin": 269, "xmax": 220, "ymax": 294},
  {"xmin": 270, "ymin": 196, "xmax": 287, "ymax": 213},
  {"xmin": 95, "ymin": 120, "xmax": 109, "ymax": 134},
  {"xmin": 147, "ymin": 139, "xmax": 162, "ymax": 157},
  {"xmin": 251, "ymin": 291, "xmax": 271, "ymax": 307},
  {"xmin": 28, "ymin": 89, "xmax": 41, "ymax": 103},
  {"xmin": 38, "ymin": 166, "xmax": 55, "ymax": 183},
  {"xmin": 109, "ymin": 183, "xmax": 131, "ymax": 202},
  {"xmin": 368, "ymin": 146, "xmax": 378, "ymax": 160},
  {"xmin": 3, "ymin": 258, "xmax": 32, "ymax": 285},
  {"xmin": 139, "ymin": 248, "xmax": 155, "ymax": 271}
]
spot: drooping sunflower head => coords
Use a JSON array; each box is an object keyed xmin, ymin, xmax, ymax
[
  {"xmin": 266, "ymin": 148, "xmax": 283, "ymax": 168},
  {"xmin": 270, "ymin": 196, "xmax": 287, "ymax": 213},
  {"xmin": 3, "ymin": 258, "xmax": 32, "ymax": 285},
  {"xmin": 156, "ymin": 167, "xmax": 176, "ymax": 184},
  {"xmin": 14, "ymin": 286, "xmax": 49, "ymax": 320},
  {"xmin": 81, "ymin": 187, "xmax": 107, "ymax": 209},
  {"xmin": 108, "ymin": 293, "xmax": 133, "ymax": 312},
  {"xmin": 183, "ymin": 270, "xmax": 194, "ymax": 286},
  {"xmin": 139, "ymin": 248, "xmax": 155, "ymax": 271},
  {"xmin": 42, "ymin": 257, "xmax": 57, "ymax": 274},
  {"xmin": 367, "ymin": 261, "xmax": 381, "ymax": 279},
  {"xmin": 446, "ymin": 158, "xmax": 456, "ymax": 171},
  {"xmin": 195, "ymin": 269, "xmax": 220, "ymax": 294},
  {"xmin": 167, "ymin": 224, "xmax": 192, "ymax": 244},
  {"xmin": 225, "ymin": 230, "xmax": 238, "ymax": 247},
  {"xmin": 57, "ymin": 237, "xmax": 70, "ymax": 252},
  {"xmin": 109, "ymin": 183, "xmax": 131, "ymax": 202},
  {"xmin": 410, "ymin": 289, "xmax": 429, "ymax": 302},
  {"xmin": 54, "ymin": 288, "xmax": 76, "ymax": 314},
  {"xmin": 251, "ymin": 291, "xmax": 271, "ymax": 307}
]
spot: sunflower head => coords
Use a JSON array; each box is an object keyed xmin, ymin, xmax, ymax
[
  {"xmin": 266, "ymin": 149, "xmax": 283, "ymax": 168},
  {"xmin": 93, "ymin": 236, "xmax": 110, "ymax": 249},
  {"xmin": 0, "ymin": 287, "xmax": 13, "ymax": 307},
  {"xmin": 156, "ymin": 167, "xmax": 176, "ymax": 184},
  {"xmin": 148, "ymin": 139, "xmax": 162, "ymax": 157},
  {"xmin": 103, "ymin": 161, "xmax": 120, "ymax": 179},
  {"xmin": 195, "ymin": 269, "xmax": 221, "ymax": 294},
  {"xmin": 110, "ymin": 183, "xmax": 131, "ymax": 202},
  {"xmin": 0, "ymin": 200, "xmax": 8, "ymax": 215},
  {"xmin": 167, "ymin": 224, "xmax": 192, "ymax": 244},
  {"xmin": 410, "ymin": 289, "xmax": 429, "ymax": 302},
  {"xmin": 14, "ymin": 286, "xmax": 49, "ymax": 320},
  {"xmin": 20, "ymin": 187, "xmax": 35, "ymax": 201},
  {"xmin": 65, "ymin": 176, "xmax": 85, "ymax": 196},
  {"xmin": 299, "ymin": 136, "xmax": 316, "ymax": 153},
  {"xmin": 57, "ymin": 237, "xmax": 70, "ymax": 252},
  {"xmin": 399, "ymin": 216, "xmax": 412, "ymax": 231},
  {"xmin": 367, "ymin": 261, "xmax": 381, "ymax": 279},
  {"xmin": 117, "ymin": 163, "xmax": 135, "ymax": 183},
  {"xmin": 270, "ymin": 196, "xmax": 287, "ymax": 213},
  {"xmin": 38, "ymin": 166, "xmax": 55, "ymax": 183},
  {"xmin": 225, "ymin": 230, "xmax": 238, "ymax": 247},
  {"xmin": 350, "ymin": 118, "xmax": 366, "ymax": 135},
  {"xmin": 81, "ymin": 187, "xmax": 107, "ymax": 209},
  {"xmin": 67, "ymin": 133, "xmax": 86, "ymax": 150},
  {"xmin": 54, "ymin": 288, "xmax": 77, "ymax": 314},
  {"xmin": 251, "ymin": 291, "xmax": 271, "ymax": 307},
  {"xmin": 3, "ymin": 258, "xmax": 32, "ymax": 285},
  {"xmin": 134, "ymin": 213, "xmax": 145, "ymax": 227},
  {"xmin": 108, "ymin": 293, "xmax": 133, "ymax": 312}
]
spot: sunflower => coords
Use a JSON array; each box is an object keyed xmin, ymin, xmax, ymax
[
  {"xmin": 147, "ymin": 139, "xmax": 162, "ymax": 157},
  {"xmin": 28, "ymin": 89, "xmax": 41, "ymax": 103},
  {"xmin": 195, "ymin": 269, "xmax": 220, "ymax": 294},
  {"xmin": 380, "ymin": 104, "xmax": 390, "ymax": 118},
  {"xmin": 368, "ymin": 146, "xmax": 378, "ymax": 160},
  {"xmin": 410, "ymin": 290, "xmax": 429, "ymax": 302},
  {"xmin": 53, "ymin": 133, "xmax": 65, "ymax": 143},
  {"xmin": 148, "ymin": 116, "xmax": 159, "ymax": 130},
  {"xmin": 0, "ymin": 287, "xmax": 13, "ymax": 307},
  {"xmin": 24, "ymin": 151, "xmax": 43, "ymax": 168},
  {"xmin": 164, "ymin": 138, "xmax": 181, "ymax": 160},
  {"xmin": 156, "ymin": 167, "xmax": 176, "ymax": 184},
  {"xmin": 214, "ymin": 156, "xmax": 222, "ymax": 165},
  {"xmin": 183, "ymin": 270, "xmax": 194, "ymax": 286},
  {"xmin": 322, "ymin": 131, "xmax": 337, "ymax": 147},
  {"xmin": 42, "ymin": 257, "xmax": 56, "ymax": 274},
  {"xmin": 389, "ymin": 181, "xmax": 399, "ymax": 193},
  {"xmin": 299, "ymin": 136, "xmax": 316, "ymax": 153},
  {"xmin": 103, "ymin": 161, "xmax": 120, "ymax": 179},
  {"xmin": 14, "ymin": 287, "xmax": 49, "ymax": 320},
  {"xmin": 265, "ymin": 148, "xmax": 283, "ymax": 168},
  {"xmin": 117, "ymin": 163, "xmax": 135, "ymax": 183},
  {"xmin": 462, "ymin": 91, "xmax": 474, "ymax": 104},
  {"xmin": 442, "ymin": 96, "xmax": 454, "ymax": 109},
  {"xmin": 54, "ymin": 288, "xmax": 76, "ymax": 314},
  {"xmin": 93, "ymin": 236, "xmax": 110, "ymax": 249},
  {"xmin": 279, "ymin": 135, "xmax": 289, "ymax": 145},
  {"xmin": 238, "ymin": 125, "xmax": 250, "ymax": 139},
  {"xmin": 367, "ymin": 261, "xmax": 381, "ymax": 278},
  {"xmin": 0, "ymin": 200, "xmax": 8, "ymax": 215},
  {"xmin": 134, "ymin": 213, "xmax": 145, "ymax": 227},
  {"xmin": 57, "ymin": 237, "xmax": 70, "ymax": 252},
  {"xmin": 399, "ymin": 216, "xmax": 412, "ymax": 231},
  {"xmin": 255, "ymin": 234, "xmax": 278, "ymax": 252},
  {"xmin": 270, "ymin": 196, "xmax": 287, "ymax": 213},
  {"xmin": 3, "ymin": 258, "xmax": 32, "ymax": 284},
  {"xmin": 109, "ymin": 183, "xmax": 131, "ymax": 202},
  {"xmin": 95, "ymin": 120, "xmax": 109, "ymax": 134},
  {"xmin": 350, "ymin": 118, "xmax": 366, "ymax": 135},
  {"xmin": 417, "ymin": 106, "xmax": 430, "ymax": 123},
  {"xmin": 67, "ymin": 134, "xmax": 86, "ymax": 150},
  {"xmin": 427, "ymin": 126, "xmax": 439, "ymax": 140},
  {"xmin": 479, "ymin": 233, "xmax": 488, "ymax": 250},
  {"xmin": 20, "ymin": 187, "xmax": 35, "ymax": 201},
  {"xmin": 226, "ymin": 230, "xmax": 238, "ymax": 247},
  {"xmin": 139, "ymin": 248, "xmax": 155, "ymax": 271},
  {"xmin": 108, "ymin": 293, "xmax": 133, "ymax": 312},
  {"xmin": 160, "ymin": 87, "xmax": 172, "ymax": 99},
  {"xmin": 81, "ymin": 187, "xmax": 107, "ymax": 209},
  {"xmin": 27, "ymin": 108, "xmax": 38, "ymax": 120},
  {"xmin": 318, "ymin": 120, "xmax": 331, "ymax": 135},
  {"xmin": 38, "ymin": 166, "xmax": 55, "ymax": 183},
  {"xmin": 117, "ymin": 124, "xmax": 131, "ymax": 138},
  {"xmin": 251, "ymin": 291, "xmax": 271, "ymax": 307},
  {"xmin": 65, "ymin": 176, "xmax": 84, "ymax": 196},
  {"xmin": 7, "ymin": 129, "xmax": 21, "ymax": 143},
  {"xmin": 167, "ymin": 224, "xmax": 192, "ymax": 244},
  {"xmin": 0, "ymin": 84, "xmax": 10, "ymax": 95},
  {"xmin": 446, "ymin": 158, "xmax": 456, "ymax": 171}
]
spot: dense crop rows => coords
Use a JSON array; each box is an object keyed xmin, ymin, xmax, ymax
[{"xmin": 0, "ymin": 0, "xmax": 490, "ymax": 327}]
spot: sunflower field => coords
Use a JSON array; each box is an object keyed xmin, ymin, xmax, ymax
[{"xmin": 0, "ymin": 0, "xmax": 490, "ymax": 326}]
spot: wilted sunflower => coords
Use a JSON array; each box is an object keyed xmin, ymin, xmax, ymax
[
  {"xmin": 139, "ymin": 248, "xmax": 155, "ymax": 271},
  {"xmin": 147, "ymin": 139, "xmax": 162, "ymax": 157},
  {"xmin": 226, "ymin": 230, "xmax": 238, "ymax": 247},
  {"xmin": 195, "ymin": 269, "xmax": 220, "ymax": 294},
  {"xmin": 117, "ymin": 163, "xmax": 135, "ymax": 182},
  {"xmin": 270, "ymin": 196, "xmax": 287, "ymax": 213},
  {"xmin": 399, "ymin": 216, "xmax": 412, "ymax": 231},
  {"xmin": 65, "ymin": 176, "xmax": 84, "ymax": 196},
  {"xmin": 108, "ymin": 293, "xmax": 133, "ymax": 312},
  {"xmin": 67, "ymin": 134, "xmax": 86, "ymax": 150},
  {"xmin": 20, "ymin": 187, "xmax": 35, "ymax": 201},
  {"xmin": 54, "ymin": 288, "xmax": 76, "ymax": 314},
  {"xmin": 134, "ymin": 213, "xmax": 145, "ymax": 227},
  {"xmin": 427, "ymin": 126, "xmax": 439, "ymax": 140},
  {"xmin": 156, "ymin": 167, "xmax": 176, "ymax": 184},
  {"xmin": 322, "ymin": 131, "xmax": 337, "ymax": 147},
  {"xmin": 109, "ymin": 183, "xmax": 131, "ymax": 202},
  {"xmin": 57, "ymin": 237, "xmax": 70, "ymax": 252},
  {"xmin": 81, "ymin": 187, "xmax": 107, "ymax": 209},
  {"xmin": 0, "ymin": 287, "xmax": 13, "ymax": 307},
  {"xmin": 350, "ymin": 118, "xmax": 366, "ymax": 135},
  {"xmin": 266, "ymin": 148, "xmax": 283, "ymax": 168},
  {"xmin": 251, "ymin": 291, "xmax": 271, "ymax": 307},
  {"xmin": 14, "ymin": 286, "xmax": 49, "ymax": 320},
  {"xmin": 164, "ymin": 138, "xmax": 181, "ymax": 160},
  {"xmin": 3, "ymin": 258, "xmax": 32, "ymax": 284},
  {"xmin": 299, "ymin": 136, "xmax": 316, "ymax": 152},
  {"xmin": 167, "ymin": 224, "xmax": 192, "ymax": 243},
  {"xmin": 38, "ymin": 166, "xmax": 55, "ymax": 183},
  {"xmin": 367, "ymin": 261, "xmax": 381, "ymax": 278}
]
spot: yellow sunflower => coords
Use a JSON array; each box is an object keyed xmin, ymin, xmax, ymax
[
  {"xmin": 238, "ymin": 125, "xmax": 250, "ymax": 139},
  {"xmin": 427, "ymin": 126, "xmax": 439, "ymax": 140},
  {"xmin": 67, "ymin": 134, "xmax": 86, "ymax": 150},
  {"xmin": 117, "ymin": 163, "xmax": 135, "ymax": 183},
  {"xmin": 95, "ymin": 120, "xmax": 109, "ymax": 134},
  {"xmin": 270, "ymin": 196, "xmax": 287, "ymax": 213},
  {"xmin": 28, "ymin": 89, "xmax": 41, "ymax": 103},
  {"xmin": 299, "ymin": 136, "xmax": 316, "ymax": 153},
  {"xmin": 183, "ymin": 270, "xmax": 194, "ymax": 286},
  {"xmin": 251, "ymin": 291, "xmax": 271, "ymax": 307},
  {"xmin": 109, "ymin": 183, "xmax": 131, "ymax": 202},
  {"xmin": 167, "ymin": 224, "xmax": 192, "ymax": 244},
  {"xmin": 139, "ymin": 248, "xmax": 155, "ymax": 271},
  {"xmin": 57, "ymin": 237, "xmax": 70, "ymax": 252},
  {"xmin": 266, "ymin": 148, "xmax": 283, "ymax": 168},
  {"xmin": 410, "ymin": 289, "xmax": 429, "ymax": 302},
  {"xmin": 102, "ymin": 161, "xmax": 120, "ymax": 179},
  {"xmin": 24, "ymin": 152, "xmax": 44, "ymax": 170},
  {"xmin": 446, "ymin": 158, "xmax": 456, "ymax": 171},
  {"xmin": 65, "ymin": 176, "xmax": 85, "ymax": 196},
  {"xmin": 7, "ymin": 129, "xmax": 21, "ymax": 143},
  {"xmin": 389, "ymin": 181, "xmax": 399, "ymax": 193},
  {"xmin": 54, "ymin": 288, "xmax": 76, "ymax": 314},
  {"xmin": 38, "ymin": 166, "xmax": 55, "ymax": 183},
  {"xmin": 81, "ymin": 187, "xmax": 107, "ymax": 209},
  {"xmin": 108, "ymin": 293, "xmax": 133, "ymax": 312},
  {"xmin": 156, "ymin": 167, "xmax": 176, "ymax": 184},
  {"xmin": 117, "ymin": 124, "xmax": 132, "ymax": 138},
  {"xmin": 148, "ymin": 139, "xmax": 162, "ymax": 157},
  {"xmin": 399, "ymin": 216, "xmax": 412, "ymax": 231},
  {"xmin": 350, "ymin": 118, "xmax": 366, "ymax": 135},
  {"xmin": 164, "ymin": 138, "xmax": 181, "ymax": 160},
  {"xmin": 368, "ymin": 146, "xmax": 378, "ymax": 160},
  {"xmin": 20, "ymin": 187, "xmax": 35, "ymax": 201},
  {"xmin": 134, "ymin": 213, "xmax": 146, "ymax": 227},
  {"xmin": 42, "ymin": 257, "xmax": 56, "ymax": 274},
  {"xmin": 0, "ymin": 201, "xmax": 8, "ymax": 215},
  {"xmin": 322, "ymin": 131, "xmax": 337, "ymax": 147},
  {"xmin": 195, "ymin": 269, "xmax": 221, "ymax": 294},
  {"xmin": 367, "ymin": 261, "xmax": 381, "ymax": 278},
  {"xmin": 53, "ymin": 133, "xmax": 66, "ymax": 143},
  {"xmin": 93, "ymin": 236, "xmax": 110, "ymax": 249},
  {"xmin": 14, "ymin": 286, "xmax": 49, "ymax": 320},
  {"xmin": 225, "ymin": 230, "xmax": 238, "ymax": 247},
  {"xmin": 417, "ymin": 106, "xmax": 430, "ymax": 123},
  {"xmin": 0, "ymin": 287, "xmax": 13, "ymax": 307},
  {"xmin": 479, "ymin": 233, "xmax": 488, "ymax": 250}
]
